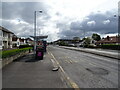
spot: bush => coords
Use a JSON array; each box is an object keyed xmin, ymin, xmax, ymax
[
  {"xmin": 100, "ymin": 44, "xmax": 120, "ymax": 50},
  {"xmin": 58, "ymin": 41, "xmax": 68, "ymax": 46},
  {"xmin": 2, "ymin": 47, "xmax": 32, "ymax": 58},
  {"xmin": 19, "ymin": 45, "xmax": 33, "ymax": 48}
]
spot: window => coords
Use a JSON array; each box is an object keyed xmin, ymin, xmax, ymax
[{"xmin": 0, "ymin": 30, "xmax": 2, "ymax": 36}]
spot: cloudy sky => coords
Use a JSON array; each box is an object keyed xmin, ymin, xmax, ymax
[{"xmin": 1, "ymin": 0, "xmax": 119, "ymax": 42}]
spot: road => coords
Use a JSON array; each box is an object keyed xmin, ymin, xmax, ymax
[{"xmin": 48, "ymin": 45, "xmax": 119, "ymax": 88}]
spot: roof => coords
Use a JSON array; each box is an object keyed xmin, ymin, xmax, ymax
[
  {"xmin": 30, "ymin": 35, "xmax": 48, "ymax": 39},
  {"xmin": 12, "ymin": 35, "xmax": 18, "ymax": 41},
  {"xmin": 58, "ymin": 39, "xmax": 73, "ymax": 41},
  {"xmin": 96, "ymin": 36, "xmax": 120, "ymax": 43},
  {"xmin": 26, "ymin": 38, "xmax": 33, "ymax": 41},
  {"xmin": 0, "ymin": 26, "xmax": 14, "ymax": 34},
  {"xmin": 19, "ymin": 38, "xmax": 25, "ymax": 42},
  {"xmin": 54, "ymin": 39, "xmax": 82, "ymax": 43}
]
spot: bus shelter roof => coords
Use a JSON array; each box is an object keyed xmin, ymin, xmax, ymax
[{"xmin": 30, "ymin": 35, "xmax": 48, "ymax": 39}]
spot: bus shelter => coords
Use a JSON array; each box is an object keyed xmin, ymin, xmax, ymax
[{"xmin": 31, "ymin": 35, "xmax": 48, "ymax": 60}]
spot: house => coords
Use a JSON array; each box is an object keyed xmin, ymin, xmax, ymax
[
  {"xmin": 0, "ymin": 26, "xmax": 14, "ymax": 49},
  {"xmin": 19, "ymin": 38, "xmax": 25, "ymax": 45},
  {"xmin": 25, "ymin": 38, "xmax": 34, "ymax": 45},
  {"xmin": 96, "ymin": 36, "xmax": 120, "ymax": 45},
  {"xmin": 12, "ymin": 35, "xmax": 20, "ymax": 48},
  {"xmin": 12, "ymin": 36, "xmax": 34, "ymax": 48}
]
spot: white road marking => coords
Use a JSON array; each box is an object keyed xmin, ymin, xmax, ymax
[
  {"xmin": 89, "ymin": 63, "xmax": 96, "ymax": 66},
  {"xmin": 69, "ymin": 60, "xmax": 73, "ymax": 64}
]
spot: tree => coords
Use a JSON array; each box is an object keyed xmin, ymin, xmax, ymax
[
  {"xmin": 72, "ymin": 37, "xmax": 80, "ymax": 43},
  {"xmin": 92, "ymin": 33, "xmax": 101, "ymax": 41},
  {"xmin": 73, "ymin": 37, "xmax": 80, "ymax": 40},
  {"xmin": 59, "ymin": 41, "xmax": 68, "ymax": 46},
  {"xmin": 84, "ymin": 37, "xmax": 91, "ymax": 45}
]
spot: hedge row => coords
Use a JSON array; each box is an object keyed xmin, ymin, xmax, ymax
[
  {"xmin": 19, "ymin": 45, "xmax": 34, "ymax": 49},
  {"xmin": 100, "ymin": 44, "xmax": 120, "ymax": 50},
  {"xmin": 1, "ymin": 47, "xmax": 32, "ymax": 58}
]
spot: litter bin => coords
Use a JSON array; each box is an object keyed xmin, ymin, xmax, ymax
[{"xmin": 36, "ymin": 45, "xmax": 44, "ymax": 60}]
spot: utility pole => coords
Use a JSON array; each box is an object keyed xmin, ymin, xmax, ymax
[{"xmin": 34, "ymin": 11, "xmax": 42, "ymax": 54}]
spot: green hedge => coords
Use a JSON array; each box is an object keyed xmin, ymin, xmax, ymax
[
  {"xmin": 19, "ymin": 45, "xmax": 33, "ymax": 48},
  {"xmin": 101, "ymin": 44, "xmax": 120, "ymax": 50},
  {"xmin": 2, "ymin": 47, "xmax": 32, "ymax": 58}
]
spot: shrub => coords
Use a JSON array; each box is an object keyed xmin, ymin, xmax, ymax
[
  {"xmin": 58, "ymin": 41, "xmax": 68, "ymax": 46},
  {"xmin": 19, "ymin": 45, "xmax": 33, "ymax": 49},
  {"xmin": 101, "ymin": 44, "xmax": 120, "ymax": 50},
  {"xmin": 2, "ymin": 47, "xmax": 32, "ymax": 58}
]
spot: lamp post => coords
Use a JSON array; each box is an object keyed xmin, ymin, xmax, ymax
[
  {"xmin": 34, "ymin": 11, "xmax": 42, "ymax": 52},
  {"xmin": 82, "ymin": 29, "xmax": 85, "ymax": 48}
]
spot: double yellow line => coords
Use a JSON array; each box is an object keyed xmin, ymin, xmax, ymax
[{"xmin": 47, "ymin": 49, "xmax": 80, "ymax": 90}]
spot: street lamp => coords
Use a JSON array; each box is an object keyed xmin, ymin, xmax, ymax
[
  {"xmin": 82, "ymin": 29, "xmax": 85, "ymax": 48},
  {"xmin": 34, "ymin": 10, "xmax": 42, "ymax": 52}
]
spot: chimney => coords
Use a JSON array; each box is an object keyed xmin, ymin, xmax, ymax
[{"xmin": 107, "ymin": 36, "xmax": 110, "ymax": 41}]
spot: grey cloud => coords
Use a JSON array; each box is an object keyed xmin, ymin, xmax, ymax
[
  {"xmin": 57, "ymin": 22, "xmax": 83, "ymax": 39},
  {"xmin": 2, "ymin": 19, "xmax": 34, "ymax": 37},
  {"xmin": 56, "ymin": 12, "xmax": 62, "ymax": 16},
  {"xmin": 58, "ymin": 10, "xmax": 118, "ymax": 39},
  {"xmin": 2, "ymin": 2, "xmax": 51, "ymax": 24},
  {"xmin": 70, "ymin": 21, "xmax": 81, "ymax": 30},
  {"xmin": 80, "ymin": 11, "xmax": 118, "ymax": 34},
  {"xmin": 2, "ymin": 2, "xmax": 51, "ymax": 37}
]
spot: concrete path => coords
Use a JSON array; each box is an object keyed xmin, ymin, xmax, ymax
[
  {"xmin": 2, "ymin": 52, "xmax": 67, "ymax": 88},
  {"xmin": 59, "ymin": 46, "xmax": 119, "ymax": 59}
]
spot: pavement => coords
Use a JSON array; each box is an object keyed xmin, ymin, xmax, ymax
[
  {"xmin": 2, "ymin": 51, "xmax": 69, "ymax": 88},
  {"xmin": 58, "ymin": 46, "xmax": 119, "ymax": 60}
]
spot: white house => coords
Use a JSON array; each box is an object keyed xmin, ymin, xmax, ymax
[
  {"xmin": 0, "ymin": 26, "xmax": 14, "ymax": 49},
  {"xmin": 25, "ymin": 38, "xmax": 34, "ymax": 45},
  {"xmin": 12, "ymin": 35, "xmax": 20, "ymax": 48}
]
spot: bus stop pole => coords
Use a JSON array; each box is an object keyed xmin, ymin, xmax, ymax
[{"xmin": 34, "ymin": 11, "xmax": 37, "ymax": 55}]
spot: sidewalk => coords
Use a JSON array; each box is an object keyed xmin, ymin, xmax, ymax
[
  {"xmin": 2, "ymin": 51, "xmax": 67, "ymax": 88},
  {"xmin": 59, "ymin": 46, "xmax": 119, "ymax": 59}
]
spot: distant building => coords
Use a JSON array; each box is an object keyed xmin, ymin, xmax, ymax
[
  {"xmin": 12, "ymin": 35, "xmax": 20, "ymax": 48},
  {"xmin": 25, "ymin": 38, "xmax": 34, "ymax": 45},
  {"xmin": 0, "ymin": 26, "xmax": 14, "ymax": 49},
  {"xmin": 12, "ymin": 36, "xmax": 34, "ymax": 48},
  {"xmin": 0, "ymin": 26, "xmax": 34, "ymax": 49},
  {"xmin": 54, "ymin": 39, "xmax": 72, "ymax": 45},
  {"xmin": 96, "ymin": 36, "xmax": 120, "ymax": 45},
  {"xmin": 54, "ymin": 39, "xmax": 82, "ymax": 46}
]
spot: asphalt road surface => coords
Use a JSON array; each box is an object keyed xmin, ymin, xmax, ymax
[{"xmin": 48, "ymin": 45, "xmax": 119, "ymax": 88}]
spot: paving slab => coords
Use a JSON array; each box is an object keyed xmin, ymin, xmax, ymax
[{"xmin": 2, "ymin": 52, "xmax": 67, "ymax": 88}]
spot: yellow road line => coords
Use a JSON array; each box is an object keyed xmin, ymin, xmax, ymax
[
  {"xmin": 65, "ymin": 60, "xmax": 70, "ymax": 63},
  {"xmin": 69, "ymin": 60, "xmax": 73, "ymax": 64},
  {"xmin": 89, "ymin": 63, "xmax": 96, "ymax": 66},
  {"xmin": 74, "ymin": 60, "xmax": 78, "ymax": 63}
]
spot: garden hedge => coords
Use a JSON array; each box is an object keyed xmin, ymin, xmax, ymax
[
  {"xmin": 1, "ymin": 47, "xmax": 32, "ymax": 58},
  {"xmin": 19, "ymin": 45, "xmax": 33, "ymax": 49},
  {"xmin": 100, "ymin": 44, "xmax": 120, "ymax": 50}
]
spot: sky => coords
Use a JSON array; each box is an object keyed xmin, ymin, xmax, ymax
[{"xmin": 1, "ymin": 0, "xmax": 119, "ymax": 42}]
